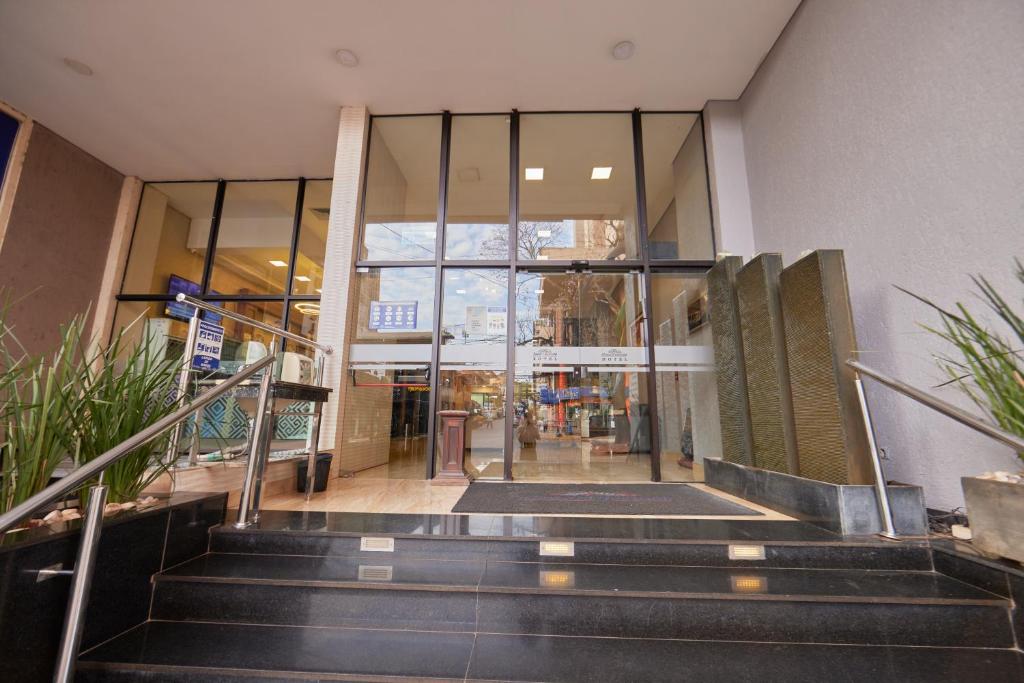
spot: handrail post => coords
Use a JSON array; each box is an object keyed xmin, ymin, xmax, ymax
[
  {"xmin": 853, "ymin": 373, "xmax": 900, "ymax": 539},
  {"xmin": 52, "ymin": 481, "xmax": 108, "ymax": 683},
  {"xmin": 165, "ymin": 309, "xmax": 200, "ymax": 467},
  {"xmin": 235, "ymin": 338, "xmax": 278, "ymax": 528}
]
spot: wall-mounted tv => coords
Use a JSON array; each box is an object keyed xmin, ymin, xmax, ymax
[{"xmin": 164, "ymin": 275, "xmax": 222, "ymax": 324}]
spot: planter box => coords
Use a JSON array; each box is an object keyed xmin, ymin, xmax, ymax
[
  {"xmin": 705, "ymin": 458, "xmax": 928, "ymax": 535},
  {"xmin": 962, "ymin": 476, "xmax": 1024, "ymax": 564}
]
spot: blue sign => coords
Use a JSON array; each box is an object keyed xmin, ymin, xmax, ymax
[
  {"xmin": 191, "ymin": 320, "xmax": 225, "ymax": 371},
  {"xmin": 369, "ymin": 301, "xmax": 418, "ymax": 331}
]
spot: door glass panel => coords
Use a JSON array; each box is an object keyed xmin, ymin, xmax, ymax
[
  {"xmin": 650, "ymin": 273, "xmax": 721, "ymax": 481},
  {"xmin": 342, "ymin": 267, "xmax": 435, "ymax": 479},
  {"xmin": 513, "ymin": 271, "xmax": 651, "ymax": 481},
  {"xmin": 291, "ymin": 179, "xmax": 331, "ymax": 295},
  {"xmin": 518, "ymin": 114, "xmax": 639, "ymax": 262},
  {"xmin": 437, "ymin": 269, "xmax": 508, "ymax": 479}
]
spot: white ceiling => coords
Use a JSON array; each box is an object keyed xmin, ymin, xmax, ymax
[{"xmin": 0, "ymin": 0, "xmax": 798, "ymax": 180}]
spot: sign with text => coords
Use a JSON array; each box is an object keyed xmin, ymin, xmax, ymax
[
  {"xmin": 191, "ymin": 320, "xmax": 224, "ymax": 371},
  {"xmin": 369, "ymin": 301, "xmax": 418, "ymax": 331}
]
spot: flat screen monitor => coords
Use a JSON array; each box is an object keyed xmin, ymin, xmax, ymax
[{"xmin": 164, "ymin": 275, "xmax": 223, "ymax": 324}]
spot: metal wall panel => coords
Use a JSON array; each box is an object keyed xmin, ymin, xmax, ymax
[
  {"xmin": 736, "ymin": 254, "xmax": 799, "ymax": 475},
  {"xmin": 707, "ymin": 256, "xmax": 753, "ymax": 465},
  {"xmin": 779, "ymin": 250, "xmax": 871, "ymax": 485}
]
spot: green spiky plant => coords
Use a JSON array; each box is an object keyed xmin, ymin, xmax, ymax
[
  {"xmin": 1, "ymin": 294, "xmax": 187, "ymax": 517},
  {"xmin": 900, "ymin": 259, "xmax": 1024, "ymax": 464},
  {"xmin": 65, "ymin": 314, "xmax": 185, "ymax": 505},
  {"xmin": 0, "ymin": 303, "xmax": 89, "ymax": 515}
]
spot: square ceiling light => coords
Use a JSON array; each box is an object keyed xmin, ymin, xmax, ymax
[
  {"xmin": 524, "ymin": 167, "xmax": 544, "ymax": 181},
  {"xmin": 591, "ymin": 166, "xmax": 613, "ymax": 180},
  {"xmin": 269, "ymin": 260, "xmax": 288, "ymax": 267},
  {"xmin": 294, "ymin": 275, "xmax": 311, "ymax": 282}
]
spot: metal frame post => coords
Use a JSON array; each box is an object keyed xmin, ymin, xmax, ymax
[
  {"xmin": 53, "ymin": 482, "xmax": 108, "ymax": 683},
  {"xmin": 853, "ymin": 374, "xmax": 899, "ymax": 539},
  {"xmin": 166, "ymin": 309, "xmax": 200, "ymax": 466},
  {"xmin": 303, "ymin": 405, "xmax": 324, "ymax": 501},
  {"xmin": 235, "ymin": 338, "xmax": 278, "ymax": 528}
]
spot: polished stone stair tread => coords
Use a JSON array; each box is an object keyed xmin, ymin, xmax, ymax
[
  {"xmin": 160, "ymin": 551, "xmax": 1006, "ymax": 604},
  {"xmin": 79, "ymin": 621, "xmax": 1024, "ymax": 683},
  {"xmin": 221, "ymin": 509, "xmax": 842, "ymax": 542}
]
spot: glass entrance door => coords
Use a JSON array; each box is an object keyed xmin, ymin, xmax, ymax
[{"xmin": 512, "ymin": 271, "xmax": 652, "ymax": 481}]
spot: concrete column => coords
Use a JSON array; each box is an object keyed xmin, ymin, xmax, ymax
[
  {"xmin": 704, "ymin": 100, "xmax": 755, "ymax": 261},
  {"xmin": 316, "ymin": 106, "xmax": 370, "ymax": 474},
  {"xmin": 89, "ymin": 176, "xmax": 142, "ymax": 349}
]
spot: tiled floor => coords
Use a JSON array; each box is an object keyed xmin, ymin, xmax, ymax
[{"xmin": 261, "ymin": 473, "xmax": 792, "ymax": 520}]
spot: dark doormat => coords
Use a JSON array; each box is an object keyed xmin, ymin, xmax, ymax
[{"xmin": 451, "ymin": 483, "xmax": 762, "ymax": 516}]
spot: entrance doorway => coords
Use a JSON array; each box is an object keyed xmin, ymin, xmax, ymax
[{"xmin": 512, "ymin": 271, "xmax": 652, "ymax": 482}]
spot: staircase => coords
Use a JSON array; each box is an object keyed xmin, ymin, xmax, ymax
[{"xmin": 77, "ymin": 511, "xmax": 1023, "ymax": 682}]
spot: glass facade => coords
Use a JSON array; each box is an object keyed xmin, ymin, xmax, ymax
[
  {"xmin": 115, "ymin": 179, "xmax": 327, "ymax": 463},
  {"xmin": 344, "ymin": 111, "xmax": 717, "ymax": 482}
]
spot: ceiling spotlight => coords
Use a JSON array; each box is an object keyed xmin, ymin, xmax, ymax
[
  {"xmin": 525, "ymin": 167, "xmax": 544, "ymax": 181},
  {"xmin": 294, "ymin": 275, "xmax": 311, "ymax": 282},
  {"xmin": 591, "ymin": 166, "xmax": 613, "ymax": 180},
  {"xmin": 63, "ymin": 57, "xmax": 94, "ymax": 76},
  {"xmin": 611, "ymin": 41, "xmax": 635, "ymax": 60},
  {"xmin": 269, "ymin": 260, "xmax": 288, "ymax": 267},
  {"xmin": 334, "ymin": 49, "xmax": 359, "ymax": 67}
]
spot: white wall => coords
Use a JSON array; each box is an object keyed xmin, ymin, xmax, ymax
[{"xmin": 739, "ymin": 0, "xmax": 1024, "ymax": 509}]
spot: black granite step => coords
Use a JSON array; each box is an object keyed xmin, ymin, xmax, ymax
[
  {"xmin": 150, "ymin": 552, "xmax": 1015, "ymax": 647},
  {"xmin": 162, "ymin": 552, "xmax": 1003, "ymax": 604},
  {"xmin": 78, "ymin": 621, "xmax": 1024, "ymax": 683},
  {"xmin": 211, "ymin": 511, "xmax": 932, "ymax": 570}
]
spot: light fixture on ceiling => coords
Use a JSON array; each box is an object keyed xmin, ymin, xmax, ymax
[
  {"xmin": 334, "ymin": 49, "xmax": 359, "ymax": 67},
  {"xmin": 294, "ymin": 302, "xmax": 321, "ymax": 316},
  {"xmin": 535, "ymin": 289, "xmax": 545, "ymax": 294},
  {"xmin": 63, "ymin": 57, "xmax": 94, "ymax": 76},
  {"xmin": 269, "ymin": 260, "xmax": 288, "ymax": 267},
  {"xmin": 294, "ymin": 275, "xmax": 311, "ymax": 282},
  {"xmin": 524, "ymin": 167, "xmax": 544, "ymax": 181},
  {"xmin": 611, "ymin": 41, "xmax": 635, "ymax": 60},
  {"xmin": 455, "ymin": 289, "xmax": 466, "ymax": 295},
  {"xmin": 591, "ymin": 166, "xmax": 613, "ymax": 180}
]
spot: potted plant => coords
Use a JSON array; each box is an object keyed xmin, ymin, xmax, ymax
[
  {"xmin": 905, "ymin": 260, "xmax": 1024, "ymax": 562},
  {"xmin": 1, "ymin": 294, "xmax": 184, "ymax": 526}
]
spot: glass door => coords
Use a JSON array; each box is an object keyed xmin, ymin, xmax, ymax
[{"xmin": 512, "ymin": 271, "xmax": 652, "ymax": 482}]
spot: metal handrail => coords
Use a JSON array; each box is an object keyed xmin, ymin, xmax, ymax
[
  {"xmin": 848, "ymin": 360, "xmax": 1024, "ymax": 452},
  {"xmin": 174, "ymin": 293, "xmax": 333, "ymax": 354},
  {"xmin": 0, "ymin": 353, "xmax": 275, "ymax": 536}
]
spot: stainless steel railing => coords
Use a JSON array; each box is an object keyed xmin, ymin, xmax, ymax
[
  {"xmin": 0, "ymin": 352, "xmax": 274, "ymax": 683},
  {"xmin": 1, "ymin": 294, "xmax": 334, "ymax": 683},
  {"xmin": 171, "ymin": 294, "xmax": 334, "ymax": 522},
  {"xmin": 847, "ymin": 358, "xmax": 1024, "ymax": 539}
]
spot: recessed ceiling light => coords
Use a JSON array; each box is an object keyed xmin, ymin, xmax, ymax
[
  {"xmin": 316, "ymin": 288, "xmax": 323, "ymax": 293},
  {"xmin": 455, "ymin": 289, "xmax": 466, "ymax": 294},
  {"xmin": 611, "ymin": 41, "xmax": 635, "ymax": 60},
  {"xmin": 525, "ymin": 167, "xmax": 544, "ymax": 181},
  {"xmin": 294, "ymin": 275, "xmax": 311, "ymax": 282},
  {"xmin": 334, "ymin": 49, "xmax": 359, "ymax": 67},
  {"xmin": 269, "ymin": 260, "xmax": 288, "ymax": 267},
  {"xmin": 63, "ymin": 57, "xmax": 94, "ymax": 76},
  {"xmin": 591, "ymin": 166, "xmax": 613, "ymax": 180},
  {"xmin": 535, "ymin": 289, "xmax": 545, "ymax": 294}
]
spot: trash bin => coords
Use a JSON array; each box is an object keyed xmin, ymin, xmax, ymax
[{"xmin": 297, "ymin": 452, "xmax": 333, "ymax": 493}]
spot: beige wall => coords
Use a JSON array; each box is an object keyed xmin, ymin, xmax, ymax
[
  {"xmin": 739, "ymin": 0, "xmax": 1024, "ymax": 508},
  {"xmin": 0, "ymin": 124, "xmax": 123, "ymax": 356}
]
